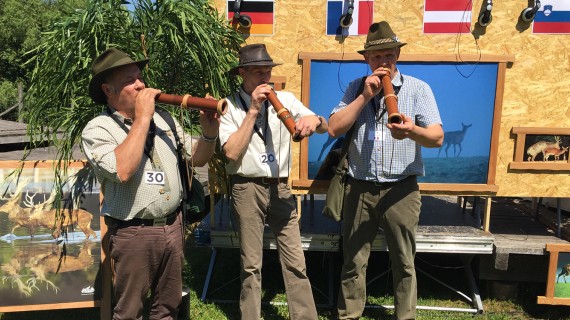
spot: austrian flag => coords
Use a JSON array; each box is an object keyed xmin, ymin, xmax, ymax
[{"xmin": 423, "ymin": 0, "xmax": 472, "ymax": 34}]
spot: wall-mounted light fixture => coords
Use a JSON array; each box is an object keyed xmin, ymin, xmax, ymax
[
  {"xmin": 478, "ymin": 0, "xmax": 493, "ymax": 27},
  {"xmin": 521, "ymin": 0, "xmax": 541, "ymax": 22},
  {"xmin": 339, "ymin": 0, "xmax": 355, "ymax": 28},
  {"xmin": 233, "ymin": 0, "xmax": 252, "ymax": 28}
]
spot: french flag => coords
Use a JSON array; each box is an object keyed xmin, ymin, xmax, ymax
[
  {"xmin": 423, "ymin": 0, "xmax": 472, "ymax": 34},
  {"xmin": 327, "ymin": 0, "xmax": 374, "ymax": 36},
  {"xmin": 533, "ymin": 1, "xmax": 570, "ymax": 34}
]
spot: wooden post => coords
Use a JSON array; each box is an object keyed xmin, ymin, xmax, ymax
[
  {"xmin": 483, "ymin": 197, "xmax": 492, "ymax": 232},
  {"xmin": 17, "ymin": 82, "xmax": 23, "ymax": 123}
]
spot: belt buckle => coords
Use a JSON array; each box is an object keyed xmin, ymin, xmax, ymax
[
  {"xmin": 261, "ymin": 177, "xmax": 272, "ymax": 184},
  {"xmin": 153, "ymin": 217, "xmax": 167, "ymax": 226},
  {"xmin": 373, "ymin": 180, "xmax": 393, "ymax": 188}
]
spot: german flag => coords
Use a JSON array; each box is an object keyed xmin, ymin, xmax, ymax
[{"xmin": 227, "ymin": 0, "xmax": 274, "ymax": 35}]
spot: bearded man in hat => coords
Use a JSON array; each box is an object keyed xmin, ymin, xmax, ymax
[
  {"xmin": 328, "ymin": 22, "xmax": 443, "ymax": 320},
  {"xmin": 81, "ymin": 48, "xmax": 219, "ymax": 319},
  {"xmin": 219, "ymin": 43, "xmax": 327, "ymax": 319}
]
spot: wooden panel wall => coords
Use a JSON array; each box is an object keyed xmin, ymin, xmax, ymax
[{"xmin": 213, "ymin": 0, "xmax": 570, "ymax": 197}]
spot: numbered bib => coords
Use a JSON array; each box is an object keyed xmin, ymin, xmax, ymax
[
  {"xmin": 145, "ymin": 171, "xmax": 165, "ymax": 185},
  {"xmin": 259, "ymin": 152, "xmax": 276, "ymax": 165}
]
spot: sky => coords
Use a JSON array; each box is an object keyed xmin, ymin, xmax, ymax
[{"xmin": 125, "ymin": 0, "xmax": 150, "ymax": 12}]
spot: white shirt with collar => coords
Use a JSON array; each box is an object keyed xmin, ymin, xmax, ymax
[{"xmin": 220, "ymin": 87, "xmax": 315, "ymax": 178}]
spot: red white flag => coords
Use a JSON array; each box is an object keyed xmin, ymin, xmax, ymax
[{"xmin": 423, "ymin": 0, "xmax": 472, "ymax": 34}]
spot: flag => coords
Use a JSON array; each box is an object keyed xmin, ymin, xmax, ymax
[
  {"xmin": 227, "ymin": 0, "xmax": 274, "ymax": 35},
  {"xmin": 423, "ymin": 0, "xmax": 472, "ymax": 34},
  {"xmin": 533, "ymin": 0, "xmax": 570, "ymax": 34},
  {"xmin": 327, "ymin": 0, "xmax": 374, "ymax": 36}
]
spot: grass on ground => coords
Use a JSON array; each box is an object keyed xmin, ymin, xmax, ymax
[{"xmin": 2, "ymin": 236, "xmax": 570, "ymax": 320}]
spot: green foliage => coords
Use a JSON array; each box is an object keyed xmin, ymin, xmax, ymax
[
  {"xmin": 0, "ymin": 0, "xmax": 89, "ymax": 115},
  {"xmin": 0, "ymin": 79, "xmax": 18, "ymax": 120},
  {"xmin": 20, "ymin": 0, "xmax": 243, "ymax": 205},
  {"xmin": 134, "ymin": 0, "xmax": 243, "ymax": 99},
  {"xmin": 0, "ymin": 0, "xmax": 43, "ymax": 82},
  {"xmin": 23, "ymin": 0, "xmax": 242, "ymax": 154}
]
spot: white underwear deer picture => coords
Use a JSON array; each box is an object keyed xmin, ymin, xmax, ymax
[
  {"xmin": 438, "ymin": 123, "xmax": 472, "ymax": 157},
  {"xmin": 526, "ymin": 136, "xmax": 561, "ymax": 161}
]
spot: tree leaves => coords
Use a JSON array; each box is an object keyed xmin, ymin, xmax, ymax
[
  {"xmin": 19, "ymin": 0, "xmax": 244, "ymax": 211},
  {"xmin": 22, "ymin": 0, "xmax": 243, "ymax": 156}
]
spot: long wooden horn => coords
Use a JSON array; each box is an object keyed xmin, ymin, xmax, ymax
[
  {"xmin": 266, "ymin": 89, "xmax": 302, "ymax": 142},
  {"xmin": 381, "ymin": 70, "xmax": 402, "ymax": 124},
  {"xmin": 156, "ymin": 93, "xmax": 227, "ymax": 116}
]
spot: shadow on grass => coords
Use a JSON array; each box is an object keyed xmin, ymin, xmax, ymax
[
  {"xmin": 185, "ymin": 235, "xmax": 291, "ymax": 319},
  {"xmin": 5, "ymin": 238, "xmax": 570, "ymax": 319},
  {"xmin": 184, "ymin": 234, "xmax": 358, "ymax": 319}
]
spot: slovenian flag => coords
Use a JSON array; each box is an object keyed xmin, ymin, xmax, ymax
[
  {"xmin": 423, "ymin": 0, "xmax": 472, "ymax": 34},
  {"xmin": 227, "ymin": 0, "xmax": 274, "ymax": 35},
  {"xmin": 533, "ymin": 0, "xmax": 570, "ymax": 34},
  {"xmin": 327, "ymin": 0, "xmax": 374, "ymax": 36}
]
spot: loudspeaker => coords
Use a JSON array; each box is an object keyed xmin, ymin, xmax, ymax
[
  {"xmin": 233, "ymin": 0, "xmax": 252, "ymax": 28},
  {"xmin": 478, "ymin": 0, "xmax": 493, "ymax": 27},
  {"xmin": 339, "ymin": 0, "xmax": 355, "ymax": 28},
  {"xmin": 521, "ymin": 0, "xmax": 541, "ymax": 22}
]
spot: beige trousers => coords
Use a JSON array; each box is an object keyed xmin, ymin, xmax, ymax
[{"xmin": 230, "ymin": 177, "xmax": 318, "ymax": 320}]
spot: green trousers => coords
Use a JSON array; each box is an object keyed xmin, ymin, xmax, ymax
[{"xmin": 337, "ymin": 176, "xmax": 421, "ymax": 320}]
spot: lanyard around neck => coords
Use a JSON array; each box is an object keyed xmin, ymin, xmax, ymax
[{"xmin": 237, "ymin": 92, "xmax": 269, "ymax": 146}]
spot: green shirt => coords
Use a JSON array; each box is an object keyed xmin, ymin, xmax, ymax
[{"xmin": 81, "ymin": 107, "xmax": 192, "ymax": 220}]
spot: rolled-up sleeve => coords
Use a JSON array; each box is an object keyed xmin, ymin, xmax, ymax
[
  {"xmin": 81, "ymin": 119, "xmax": 122, "ymax": 183},
  {"xmin": 219, "ymin": 94, "xmax": 241, "ymax": 147}
]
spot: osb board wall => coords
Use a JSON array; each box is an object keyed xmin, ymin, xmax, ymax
[{"xmin": 213, "ymin": 0, "xmax": 570, "ymax": 197}]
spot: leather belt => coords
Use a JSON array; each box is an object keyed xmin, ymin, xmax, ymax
[
  {"xmin": 350, "ymin": 175, "xmax": 416, "ymax": 188},
  {"xmin": 107, "ymin": 211, "xmax": 179, "ymax": 227},
  {"xmin": 231, "ymin": 175, "xmax": 288, "ymax": 185}
]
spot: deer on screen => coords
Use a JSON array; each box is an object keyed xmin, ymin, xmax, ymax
[{"xmin": 438, "ymin": 123, "xmax": 472, "ymax": 158}]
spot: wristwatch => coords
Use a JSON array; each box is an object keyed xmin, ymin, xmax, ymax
[{"xmin": 316, "ymin": 115, "xmax": 323, "ymax": 128}]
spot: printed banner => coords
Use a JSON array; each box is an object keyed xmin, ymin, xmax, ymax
[
  {"xmin": 227, "ymin": 0, "xmax": 274, "ymax": 35},
  {"xmin": 423, "ymin": 0, "xmax": 472, "ymax": 34},
  {"xmin": 326, "ymin": 0, "xmax": 374, "ymax": 36},
  {"xmin": 0, "ymin": 163, "xmax": 102, "ymax": 310},
  {"xmin": 533, "ymin": 0, "xmax": 570, "ymax": 34}
]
